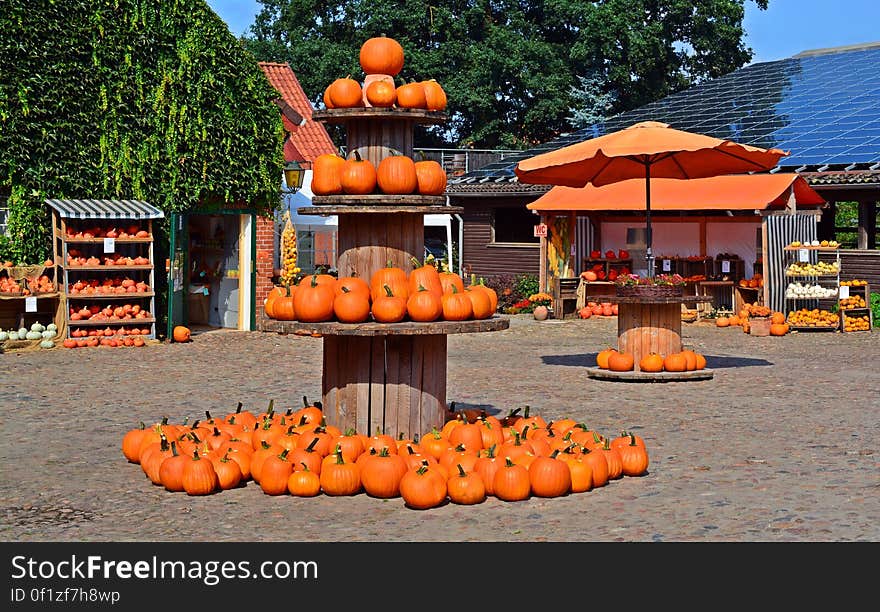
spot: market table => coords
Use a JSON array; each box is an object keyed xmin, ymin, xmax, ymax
[{"xmin": 587, "ymin": 293, "xmax": 714, "ymax": 380}]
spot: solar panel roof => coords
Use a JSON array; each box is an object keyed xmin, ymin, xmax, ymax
[{"xmin": 453, "ymin": 43, "xmax": 880, "ymax": 182}]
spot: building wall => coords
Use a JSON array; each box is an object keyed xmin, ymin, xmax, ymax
[
  {"xmin": 459, "ymin": 196, "xmax": 541, "ymax": 281},
  {"xmin": 255, "ymin": 214, "xmax": 276, "ymax": 328}
]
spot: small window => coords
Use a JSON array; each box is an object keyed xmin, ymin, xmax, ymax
[
  {"xmin": 295, "ymin": 229, "xmax": 338, "ymax": 274},
  {"xmin": 492, "ymin": 206, "xmax": 540, "ymax": 244},
  {"xmin": 0, "ymin": 206, "xmax": 7, "ymax": 235}
]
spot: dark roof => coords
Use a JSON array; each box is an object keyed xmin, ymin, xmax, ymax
[
  {"xmin": 45, "ymin": 199, "xmax": 164, "ymax": 219},
  {"xmin": 449, "ymin": 42, "xmax": 880, "ymax": 193}
]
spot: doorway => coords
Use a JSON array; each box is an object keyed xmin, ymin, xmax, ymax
[{"xmin": 168, "ymin": 211, "xmax": 255, "ymax": 336}]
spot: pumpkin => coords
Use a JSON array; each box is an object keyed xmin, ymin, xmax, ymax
[
  {"xmin": 259, "ymin": 449, "xmax": 294, "ymax": 495},
  {"xmin": 441, "ymin": 285, "xmax": 473, "ymax": 321},
  {"xmin": 270, "ymin": 284, "xmax": 297, "ymax": 321},
  {"xmin": 770, "ymin": 311, "xmax": 786, "ymax": 325},
  {"xmin": 770, "ymin": 322, "xmax": 790, "ymax": 336},
  {"xmin": 172, "ymin": 325, "xmax": 191, "ymax": 342},
  {"xmin": 322, "ymin": 83, "xmax": 335, "ymax": 109},
  {"xmin": 493, "ymin": 458, "xmax": 531, "ymax": 502},
  {"xmin": 715, "ymin": 316, "xmax": 730, "ymax": 327},
  {"xmin": 694, "ymin": 352, "xmax": 707, "ymax": 370},
  {"xmin": 319, "ymin": 450, "xmax": 362, "ymax": 496},
  {"xmin": 680, "ymin": 349, "xmax": 698, "ymax": 371},
  {"xmin": 465, "ymin": 285, "xmax": 494, "ymax": 320},
  {"xmin": 596, "ymin": 347, "xmax": 617, "ymax": 369},
  {"xmin": 359, "ymin": 35, "xmax": 405, "ymax": 76},
  {"xmin": 158, "ymin": 442, "xmax": 189, "ymax": 492},
  {"xmin": 439, "ymin": 267, "xmax": 465, "ymax": 295},
  {"xmin": 293, "ymin": 275, "xmax": 336, "ymax": 322},
  {"xmin": 446, "ymin": 464, "xmax": 486, "ymax": 505},
  {"xmin": 400, "ymin": 465, "xmax": 447, "ymax": 509},
  {"xmin": 341, "ymin": 151, "xmax": 377, "ymax": 195},
  {"xmin": 578, "ymin": 306, "xmax": 592, "ymax": 319},
  {"xmin": 264, "ymin": 285, "xmax": 287, "ymax": 319},
  {"xmin": 288, "ymin": 464, "xmax": 322, "ymax": 497},
  {"xmin": 212, "ymin": 453, "xmax": 243, "ymax": 490},
  {"xmin": 663, "ymin": 352, "xmax": 687, "ymax": 372},
  {"xmin": 596, "ymin": 439, "xmax": 624, "ymax": 480},
  {"xmin": 370, "ymin": 261, "xmax": 409, "ymax": 301},
  {"xmin": 334, "ymin": 286, "xmax": 372, "ymax": 323},
  {"xmin": 287, "ymin": 437, "xmax": 324, "ymax": 475},
  {"xmin": 182, "ymin": 451, "xmax": 219, "ymax": 496},
  {"xmin": 528, "ymin": 450, "xmax": 572, "ymax": 498},
  {"xmin": 396, "ymin": 80, "xmax": 427, "ymax": 109},
  {"xmin": 408, "ymin": 256, "xmax": 443, "ymax": 298},
  {"xmin": 335, "ymin": 275, "xmax": 371, "ymax": 301},
  {"xmin": 607, "ymin": 351, "xmax": 635, "ymax": 372},
  {"xmin": 376, "ymin": 153, "xmax": 418, "ymax": 195},
  {"xmin": 577, "ymin": 446, "xmax": 609, "ymax": 488},
  {"xmin": 326, "ymin": 76, "xmax": 363, "ymax": 108},
  {"xmin": 122, "ymin": 422, "xmax": 147, "ymax": 463},
  {"xmin": 360, "ymin": 447, "xmax": 409, "ymax": 498},
  {"xmin": 414, "ymin": 154, "xmax": 447, "ymax": 195},
  {"xmin": 420, "ymin": 79, "xmax": 448, "ymax": 111},
  {"xmin": 364, "ymin": 77, "xmax": 397, "ymax": 107},
  {"xmin": 638, "ymin": 352, "xmax": 664, "ymax": 373},
  {"xmin": 406, "ymin": 285, "xmax": 443, "ymax": 322},
  {"xmin": 311, "ymin": 153, "xmax": 346, "ymax": 195},
  {"xmin": 371, "ymin": 284, "xmax": 408, "ymax": 323},
  {"xmin": 617, "ymin": 435, "xmax": 650, "ymax": 476}
]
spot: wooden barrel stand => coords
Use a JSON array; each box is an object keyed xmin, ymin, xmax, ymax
[{"xmin": 617, "ymin": 301, "xmax": 682, "ymax": 370}]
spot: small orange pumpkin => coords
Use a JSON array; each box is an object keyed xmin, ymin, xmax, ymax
[
  {"xmin": 359, "ymin": 35, "xmax": 405, "ymax": 76},
  {"xmin": 638, "ymin": 352, "xmax": 664, "ymax": 373},
  {"xmin": 172, "ymin": 325, "xmax": 191, "ymax": 343},
  {"xmin": 607, "ymin": 351, "xmax": 635, "ymax": 372},
  {"xmin": 770, "ymin": 322, "xmax": 790, "ymax": 336},
  {"xmin": 596, "ymin": 347, "xmax": 617, "ymax": 369},
  {"xmin": 326, "ymin": 76, "xmax": 363, "ymax": 108},
  {"xmin": 663, "ymin": 352, "xmax": 687, "ymax": 372},
  {"xmin": 715, "ymin": 316, "xmax": 730, "ymax": 328}
]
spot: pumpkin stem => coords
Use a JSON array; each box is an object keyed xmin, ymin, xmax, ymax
[
  {"xmin": 504, "ymin": 458, "xmax": 515, "ymax": 468},
  {"xmin": 260, "ymin": 440, "xmax": 271, "ymax": 450},
  {"xmin": 629, "ymin": 434, "xmax": 638, "ymax": 446},
  {"xmin": 190, "ymin": 432, "xmax": 201, "ymax": 444},
  {"xmin": 383, "ymin": 284, "xmax": 394, "ymax": 297},
  {"xmin": 161, "ymin": 416, "xmax": 169, "ymax": 426},
  {"xmin": 352, "ymin": 150, "xmax": 363, "ymax": 162},
  {"xmin": 416, "ymin": 465, "xmax": 429, "ymax": 475},
  {"xmin": 137, "ymin": 421, "xmax": 145, "ymax": 430},
  {"xmin": 278, "ymin": 449, "xmax": 290, "ymax": 461},
  {"xmin": 205, "ymin": 410, "xmax": 213, "ymax": 422},
  {"xmin": 235, "ymin": 401, "xmax": 243, "ymax": 414},
  {"xmin": 170, "ymin": 441, "xmax": 179, "ymax": 457},
  {"xmin": 267, "ymin": 399, "xmax": 275, "ymax": 417},
  {"xmin": 190, "ymin": 420, "xmax": 200, "ymax": 430},
  {"xmin": 304, "ymin": 437, "xmax": 319, "ymax": 452},
  {"xmin": 335, "ymin": 445, "xmax": 345, "ymax": 464},
  {"xmin": 300, "ymin": 462, "xmax": 310, "ymax": 472},
  {"xmin": 485, "ymin": 444, "xmax": 496, "ymax": 458},
  {"xmin": 379, "ymin": 447, "xmax": 391, "ymax": 457},
  {"xmin": 457, "ymin": 464, "xmax": 467, "ymax": 477}
]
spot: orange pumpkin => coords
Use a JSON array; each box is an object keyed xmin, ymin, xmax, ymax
[
  {"xmin": 694, "ymin": 353, "xmax": 707, "ymax": 370},
  {"xmin": 596, "ymin": 347, "xmax": 617, "ymax": 369},
  {"xmin": 770, "ymin": 311, "xmax": 786, "ymax": 324},
  {"xmin": 311, "ymin": 153, "xmax": 346, "ymax": 195},
  {"xmin": 371, "ymin": 285, "xmax": 408, "ymax": 323},
  {"xmin": 396, "ymin": 81, "xmax": 427, "ymax": 109},
  {"xmin": 376, "ymin": 154, "xmax": 418, "ymax": 195},
  {"xmin": 359, "ymin": 35, "xmax": 405, "ymax": 76},
  {"xmin": 293, "ymin": 275, "xmax": 335, "ymax": 322},
  {"xmin": 414, "ymin": 156, "xmax": 447, "ymax": 195},
  {"xmin": 172, "ymin": 326, "xmax": 191, "ymax": 343},
  {"xmin": 326, "ymin": 76, "xmax": 363, "ymax": 108},
  {"xmin": 333, "ymin": 287, "xmax": 371, "ymax": 323},
  {"xmin": 607, "ymin": 351, "xmax": 634, "ymax": 372},
  {"xmin": 270, "ymin": 285, "xmax": 297, "ymax": 321},
  {"xmin": 420, "ymin": 79, "xmax": 448, "ymax": 111},
  {"xmin": 340, "ymin": 151, "xmax": 377, "ymax": 195},
  {"xmin": 638, "ymin": 352, "xmax": 664, "ymax": 373},
  {"xmin": 364, "ymin": 77, "xmax": 397, "ymax": 107},
  {"xmin": 370, "ymin": 261, "xmax": 409, "ymax": 301},
  {"xmin": 769, "ymin": 322, "xmax": 790, "ymax": 336},
  {"xmin": 715, "ymin": 316, "xmax": 730, "ymax": 328},
  {"xmin": 680, "ymin": 349, "xmax": 698, "ymax": 371},
  {"xmin": 663, "ymin": 352, "xmax": 687, "ymax": 372}
]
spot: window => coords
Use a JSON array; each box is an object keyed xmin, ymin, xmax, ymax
[
  {"xmin": 0, "ymin": 206, "xmax": 7, "ymax": 235},
  {"xmin": 295, "ymin": 229, "xmax": 337, "ymax": 274},
  {"xmin": 492, "ymin": 206, "xmax": 540, "ymax": 244}
]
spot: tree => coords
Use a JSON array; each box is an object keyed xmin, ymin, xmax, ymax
[
  {"xmin": 245, "ymin": 0, "xmax": 767, "ymax": 149},
  {"xmin": 567, "ymin": 72, "xmax": 617, "ymax": 131},
  {"xmin": 0, "ymin": 0, "xmax": 284, "ymax": 264}
]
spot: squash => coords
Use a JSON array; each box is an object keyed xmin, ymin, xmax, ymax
[
  {"xmin": 31, "ymin": 322, "xmax": 45, "ymax": 333},
  {"xmin": 46, "ymin": 323, "xmax": 57, "ymax": 332},
  {"xmin": 41, "ymin": 329, "xmax": 56, "ymax": 339},
  {"xmin": 25, "ymin": 330, "xmax": 43, "ymax": 340},
  {"xmin": 0, "ymin": 331, "xmax": 8, "ymax": 342},
  {"xmin": 8, "ymin": 331, "xmax": 20, "ymax": 341},
  {"xmin": 40, "ymin": 339, "xmax": 55, "ymax": 349},
  {"xmin": 18, "ymin": 327, "xmax": 28, "ymax": 337}
]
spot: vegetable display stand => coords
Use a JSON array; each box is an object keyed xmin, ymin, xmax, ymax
[
  {"xmin": 265, "ymin": 106, "xmax": 509, "ymax": 438},
  {"xmin": 46, "ymin": 199, "xmax": 164, "ymax": 343},
  {"xmin": 585, "ymin": 293, "xmax": 714, "ymax": 381}
]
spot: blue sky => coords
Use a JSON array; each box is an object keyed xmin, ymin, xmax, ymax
[{"xmin": 208, "ymin": 0, "xmax": 880, "ymax": 65}]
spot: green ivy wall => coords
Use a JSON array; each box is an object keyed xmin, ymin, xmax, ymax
[{"xmin": 0, "ymin": 0, "xmax": 284, "ymax": 264}]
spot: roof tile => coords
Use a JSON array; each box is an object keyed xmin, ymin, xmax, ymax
[{"xmin": 258, "ymin": 62, "xmax": 337, "ymax": 163}]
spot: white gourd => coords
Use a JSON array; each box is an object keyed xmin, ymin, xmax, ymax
[
  {"xmin": 25, "ymin": 330, "xmax": 43, "ymax": 340},
  {"xmin": 0, "ymin": 331, "xmax": 8, "ymax": 341},
  {"xmin": 18, "ymin": 327, "xmax": 28, "ymax": 337},
  {"xmin": 8, "ymin": 331, "xmax": 19, "ymax": 341},
  {"xmin": 31, "ymin": 322, "xmax": 45, "ymax": 333},
  {"xmin": 42, "ymin": 329, "xmax": 56, "ymax": 339},
  {"xmin": 40, "ymin": 339, "xmax": 55, "ymax": 349},
  {"xmin": 47, "ymin": 323, "xmax": 57, "ymax": 331}
]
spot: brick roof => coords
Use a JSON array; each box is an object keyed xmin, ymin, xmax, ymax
[
  {"xmin": 799, "ymin": 170, "xmax": 880, "ymax": 186},
  {"xmin": 258, "ymin": 62, "xmax": 337, "ymax": 163}
]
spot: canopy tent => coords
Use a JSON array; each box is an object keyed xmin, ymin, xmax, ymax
[
  {"xmin": 281, "ymin": 171, "xmax": 455, "ymax": 264},
  {"xmin": 526, "ymin": 174, "xmax": 825, "ymax": 211}
]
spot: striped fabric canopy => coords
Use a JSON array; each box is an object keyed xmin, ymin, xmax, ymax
[{"xmin": 44, "ymin": 199, "xmax": 164, "ymax": 220}]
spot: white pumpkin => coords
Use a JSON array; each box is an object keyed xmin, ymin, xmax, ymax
[
  {"xmin": 46, "ymin": 323, "xmax": 57, "ymax": 331},
  {"xmin": 8, "ymin": 331, "xmax": 20, "ymax": 341},
  {"xmin": 31, "ymin": 322, "xmax": 45, "ymax": 333},
  {"xmin": 0, "ymin": 331, "xmax": 8, "ymax": 341},
  {"xmin": 17, "ymin": 327, "xmax": 28, "ymax": 337},
  {"xmin": 25, "ymin": 330, "xmax": 43, "ymax": 340},
  {"xmin": 40, "ymin": 339, "xmax": 55, "ymax": 349},
  {"xmin": 42, "ymin": 329, "xmax": 57, "ymax": 339}
]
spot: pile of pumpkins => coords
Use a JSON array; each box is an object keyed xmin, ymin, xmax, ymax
[
  {"xmin": 715, "ymin": 304, "xmax": 790, "ymax": 335},
  {"xmin": 595, "ymin": 347, "xmax": 707, "ymax": 373},
  {"xmin": 578, "ymin": 301, "xmax": 619, "ymax": 319},
  {"xmin": 265, "ymin": 258, "xmax": 498, "ymax": 324},
  {"xmin": 121, "ymin": 401, "xmax": 650, "ymax": 509},
  {"xmin": 0, "ymin": 322, "xmax": 58, "ymax": 348},
  {"xmin": 313, "ymin": 35, "xmax": 447, "ymax": 197}
]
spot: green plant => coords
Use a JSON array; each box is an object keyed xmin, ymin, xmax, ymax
[{"xmin": 513, "ymin": 274, "xmax": 540, "ymax": 300}]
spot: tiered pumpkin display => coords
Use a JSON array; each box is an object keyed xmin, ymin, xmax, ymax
[
  {"xmin": 314, "ymin": 36, "xmax": 448, "ymax": 196},
  {"xmin": 122, "ymin": 402, "xmax": 650, "ymax": 509},
  {"xmin": 264, "ymin": 257, "xmax": 497, "ymax": 324}
]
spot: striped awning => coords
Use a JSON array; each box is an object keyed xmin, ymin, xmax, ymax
[{"xmin": 45, "ymin": 199, "xmax": 164, "ymax": 220}]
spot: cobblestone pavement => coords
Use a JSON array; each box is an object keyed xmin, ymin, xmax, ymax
[{"xmin": 1, "ymin": 316, "xmax": 878, "ymax": 542}]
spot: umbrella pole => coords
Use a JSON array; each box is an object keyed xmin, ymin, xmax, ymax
[{"xmin": 645, "ymin": 162, "xmax": 654, "ymax": 278}]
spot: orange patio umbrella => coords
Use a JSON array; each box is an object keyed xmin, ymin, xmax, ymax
[
  {"xmin": 527, "ymin": 174, "xmax": 824, "ymax": 212},
  {"xmin": 514, "ymin": 121, "xmax": 790, "ymax": 275}
]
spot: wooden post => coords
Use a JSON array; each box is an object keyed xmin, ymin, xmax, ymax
[{"xmin": 858, "ymin": 201, "xmax": 877, "ymax": 250}]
